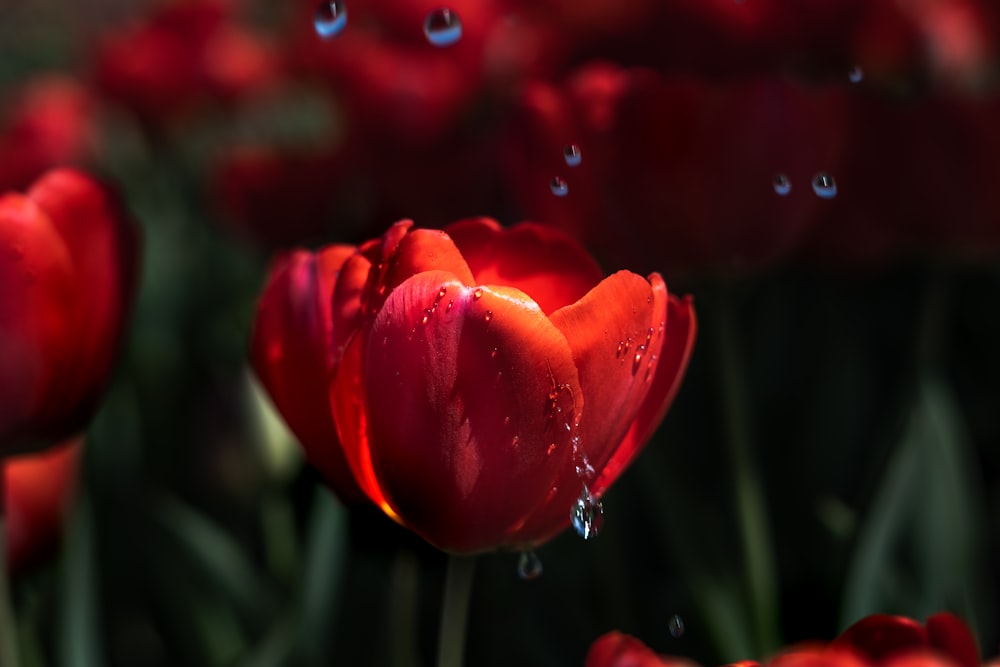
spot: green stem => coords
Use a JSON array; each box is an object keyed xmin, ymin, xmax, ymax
[
  {"xmin": 0, "ymin": 468, "xmax": 21, "ymax": 667},
  {"xmin": 436, "ymin": 555, "xmax": 476, "ymax": 667},
  {"xmin": 713, "ymin": 289, "xmax": 780, "ymax": 656}
]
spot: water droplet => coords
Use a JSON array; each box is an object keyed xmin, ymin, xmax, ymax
[
  {"xmin": 446, "ymin": 299, "xmax": 454, "ymax": 312},
  {"xmin": 615, "ymin": 341, "xmax": 625, "ymax": 358},
  {"xmin": 472, "ymin": 287, "xmax": 483, "ymax": 300},
  {"xmin": 546, "ymin": 443, "xmax": 556, "ymax": 456},
  {"xmin": 563, "ymin": 144, "xmax": 582, "ymax": 167},
  {"xmin": 848, "ymin": 65, "xmax": 864, "ymax": 83},
  {"xmin": 517, "ymin": 551, "xmax": 543, "ymax": 580},
  {"xmin": 491, "ymin": 347, "xmax": 498, "ymax": 358},
  {"xmin": 773, "ymin": 173, "xmax": 791, "ymax": 196},
  {"xmin": 424, "ymin": 8, "xmax": 462, "ymax": 47},
  {"xmin": 571, "ymin": 484, "xmax": 604, "ymax": 539},
  {"xmin": 484, "ymin": 310, "xmax": 493, "ymax": 323},
  {"xmin": 511, "ymin": 435, "xmax": 520, "ymax": 447},
  {"xmin": 550, "ymin": 177, "xmax": 568, "ymax": 197},
  {"xmin": 437, "ymin": 286, "xmax": 447, "ymax": 299},
  {"xmin": 314, "ymin": 1, "xmax": 347, "ymax": 38},
  {"xmin": 811, "ymin": 172, "xmax": 838, "ymax": 199},
  {"xmin": 421, "ymin": 308, "xmax": 433, "ymax": 325},
  {"xmin": 668, "ymin": 614, "xmax": 685, "ymax": 638},
  {"xmin": 503, "ymin": 416, "xmax": 511, "ymax": 425}
]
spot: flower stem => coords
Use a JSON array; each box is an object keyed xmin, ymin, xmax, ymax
[
  {"xmin": 0, "ymin": 469, "xmax": 21, "ymax": 667},
  {"xmin": 713, "ymin": 289, "xmax": 779, "ymax": 656},
  {"xmin": 436, "ymin": 555, "xmax": 476, "ymax": 667}
]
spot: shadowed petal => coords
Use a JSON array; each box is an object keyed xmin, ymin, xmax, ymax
[
  {"xmin": 593, "ymin": 290, "xmax": 696, "ymax": 496},
  {"xmin": 446, "ymin": 218, "xmax": 604, "ymax": 314},
  {"xmin": 250, "ymin": 247, "xmax": 365, "ymax": 502}
]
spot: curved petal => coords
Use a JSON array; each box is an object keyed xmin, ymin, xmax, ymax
[
  {"xmin": 250, "ymin": 246, "xmax": 365, "ymax": 502},
  {"xmin": 593, "ymin": 290, "xmax": 696, "ymax": 496},
  {"xmin": 445, "ymin": 218, "xmax": 604, "ymax": 315},
  {"xmin": 834, "ymin": 615, "xmax": 929, "ymax": 662},
  {"xmin": 515, "ymin": 270, "xmax": 667, "ymax": 542},
  {"xmin": 5, "ymin": 438, "xmax": 80, "ymax": 574},
  {"xmin": 926, "ymin": 613, "xmax": 980, "ymax": 667},
  {"xmin": 586, "ymin": 631, "xmax": 690, "ymax": 667},
  {"xmin": 0, "ymin": 193, "xmax": 75, "ymax": 453},
  {"xmin": 362, "ymin": 271, "xmax": 581, "ymax": 553},
  {"xmin": 382, "ymin": 227, "xmax": 476, "ymax": 294},
  {"xmin": 770, "ymin": 648, "xmax": 870, "ymax": 667},
  {"xmin": 330, "ymin": 252, "xmax": 372, "ymax": 361}
]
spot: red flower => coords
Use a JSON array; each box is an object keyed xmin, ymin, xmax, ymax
[
  {"xmin": 0, "ymin": 169, "xmax": 139, "ymax": 455},
  {"xmin": 251, "ymin": 218, "xmax": 695, "ymax": 552},
  {"xmin": 589, "ymin": 614, "xmax": 980, "ymax": 667},
  {"xmin": 93, "ymin": 0, "xmax": 276, "ymax": 123},
  {"xmin": 0, "ymin": 76, "xmax": 98, "ymax": 192},
  {"xmin": 503, "ymin": 63, "xmax": 847, "ymax": 277},
  {"xmin": 5, "ymin": 439, "xmax": 81, "ymax": 574},
  {"xmin": 587, "ymin": 631, "xmax": 701, "ymax": 667}
]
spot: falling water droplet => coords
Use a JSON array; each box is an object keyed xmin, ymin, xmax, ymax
[
  {"xmin": 811, "ymin": 172, "xmax": 838, "ymax": 199},
  {"xmin": 773, "ymin": 173, "xmax": 791, "ymax": 196},
  {"xmin": 570, "ymin": 484, "xmax": 604, "ymax": 539},
  {"xmin": 668, "ymin": 614, "xmax": 685, "ymax": 638},
  {"xmin": 314, "ymin": 0, "xmax": 347, "ymax": 38},
  {"xmin": 424, "ymin": 8, "xmax": 463, "ymax": 47},
  {"xmin": 517, "ymin": 551, "xmax": 543, "ymax": 580},
  {"xmin": 550, "ymin": 177, "xmax": 568, "ymax": 197},
  {"xmin": 563, "ymin": 144, "xmax": 582, "ymax": 167},
  {"xmin": 848, "ymin": 65, "xmax": 864, "ymax": 83}
]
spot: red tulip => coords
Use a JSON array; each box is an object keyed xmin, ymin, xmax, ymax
[
  {"xmin": 587, "ymin": 631, "xmax": 701, "ymax": 667},
  {"xmin": 251, "ymin": 218, "xmax": 696, "ymax": 552},
  {"xmin": 0, "ymin": 76, "xmax": 98, "ymax": 192},
  {"xmin": 0, "ymin": 169, "xmax": 138, "ymax": 455},
  {"xmin": 503, "ymin": 63, "xmax": 847, "ymax": 277},
  {"xmin": 834, "ymin": 613, "xmax": 980, "ymax": 667},
  {"xmin": 93, "ymin": 0, "xmax": 276, "ymax": 123},
  {"xmin": 5, "ymin": 439, "xmax": 81, "ymax": 574}
]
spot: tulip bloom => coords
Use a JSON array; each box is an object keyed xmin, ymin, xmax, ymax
[
  {"xmin": 5, "ymin": 440, "xmax": 81, "ymax": 574},
  {"xmin": 0, "ymin": 169, "xmax": 138, "ymax": 455},
  {"xmin": 251, "ymin": 218, "xmax": 695, "ymax": 553},
  {"xmin": 588, "ymin": 613, "xmax": 981, "ymax": 667}
]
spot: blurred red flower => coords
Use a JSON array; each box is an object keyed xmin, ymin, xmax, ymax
[
  {"xmin": 251, "ymin": 218, "xmax": 695, "ymax": 552},
  {"xmin": 587, "ymin": 613, "xmax": 981, "ymax": 667},
  {"xmin": 503, "ymin": 63, "xmax": 847, "ymax": 277},
  {"xmin": 93, "ymin": 0, "xmax": 276, "ymax": 124},
  {"xmin": 5, "ymin": 439, "xmax": 81, "ymax": 575},
  {"xmin": 0, "ymin": 169, "xmax": 139, "ymax": 455},
  {"xmin": 0, "ymin": 76, "xmax": 98, "ymax": 192}
]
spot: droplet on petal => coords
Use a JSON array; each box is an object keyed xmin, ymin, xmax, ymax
[
  {"xmin": 550, "ymin": 177, "xmax": 568, "ymax": 197},
  {"xmin": 472, "ymin": 287, "xmax": 483, "ymax": 300},
  {"xmin": 669, "ymin": 613, "xmax": 685, "ymax": 638},
  {"xmin": 570, "ymin": 484, "xmax": 604, "ymax": 539},
  {"xmin": 517, "ymin": 551, "xmax": 543, "ymax": 580},
  {"xmin": 424, "ymin": 8, "xmax": 463, "ymax": 47},
  {"xmin": 563, "ymin": 144, "xmax": 582, "ymax": 167},
  {"xmin": 811, "ymin": 172, "xmax": 838, "ymax": 199},
  {"xmin": 773, "ymin": 173, "xmax": 791, "ymax": 196},
  {"xmin": 314, "ymin": 0, "xmax": 347, "ymax": 38}
]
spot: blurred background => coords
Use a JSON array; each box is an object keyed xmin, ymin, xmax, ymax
[{"xmin": 2, "ymin": 0, "xmax": 1000, "ymax": 665}]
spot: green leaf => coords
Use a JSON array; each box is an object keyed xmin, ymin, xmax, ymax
[{"xmin": 841, "ymin": 377, "xmax": 990, "ymax": 630}]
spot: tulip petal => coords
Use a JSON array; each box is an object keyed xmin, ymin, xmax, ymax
[
  {"xmin": 514, "ymin": 271, "xmax": 668, "ymax": 541},
  {"xmin": 361, "ymin": 270, "xmax": 582, "ymax": 553},
  {"xmin": 0, "ymin": 193, "xmax": 75, "ymax": 451},
  {"xmin": 835, "ymin": 614, "xmax": 929, "ymax": 662},
  {"xmin": 586, "ymin": 631, "xmax": 685, "ymax": 667},
  {"xmin": 593, "ymin": 291, "xmax": 696, "ymax": 496},
  {"xmin": 251, "ymin": 247, "xmax": 365, "ymax": 502},
  {"xmin": 445, "ymin": 218, "xmax": 605, "ymax": 314},
  {"xmin": 26, "ymin": 170, "xmax": 138, "ymax": 433},
  {"xmin": 926, "ymin": 613, "xmax": 980, "ymax": 667}
]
